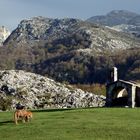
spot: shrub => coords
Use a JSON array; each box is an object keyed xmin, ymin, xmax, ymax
[
  {"xmin": 73, "ymin": 84, "xmax": 106, "ymax": 96},
  {"xmin": 0, "ymin": 96, "xmax": 12, "ymax": 111}
]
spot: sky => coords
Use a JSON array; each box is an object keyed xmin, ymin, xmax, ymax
[{"xmin": 1, "ymin": 0, "xmax": 140, "ymax": 31}]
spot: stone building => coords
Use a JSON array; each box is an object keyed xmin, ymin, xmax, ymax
[{"xmin": 106, "ymin": 67, "xmax": 140, "ymax": 108}]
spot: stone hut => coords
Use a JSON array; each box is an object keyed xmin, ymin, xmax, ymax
[{"xmin": 106, "ymin": 67, "xmax": 140, "ymax": 108}]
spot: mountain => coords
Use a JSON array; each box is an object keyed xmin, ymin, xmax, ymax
[
  {"xmin": 87, "ymin": 10, "xmax": 140, "ymax": 37},
  {"xmin": 0, "ymin": 70, "xmax": 105, "ymax": 110},
  {"xmin": 1, "ymin": 16, "xmax": 140, "ymax": 84},
  {"xmin": 87, "ymin": 10, "xmax": 139, "ymax": 26},
  {"xmin": 4, "ymin": 17, "xmax": 82, "ymax": 45},
  {"xmin": 4, "ymin": 16, "xmax": 139, "ymax": 51},
  {"xmin": 0, "ymin": 26, "xmax": 10, "ymax": 45}
]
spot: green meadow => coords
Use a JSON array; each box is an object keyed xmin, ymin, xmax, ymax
[{"xmin": 0, "ymin": 108, "xmax": 140, "ymax": 140}]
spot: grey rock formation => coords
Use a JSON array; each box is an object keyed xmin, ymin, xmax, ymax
[
  {"xmin": 0, "ymin": 26, "xmax": 10, "ymax": 45},
  {"xmin": 4, "ymin": 17, "xmax": 81, "ymax": 45},
  {"xmin": 109, "ymin": 24, "xmax": 140, "ymax": 37},
  {"xmin": 4, "ymin": 16, "xmax": 140, "ymax": 52},
  {"xmin": 0, "ymin": 70, "xmax": 105, "ymax": 110}
]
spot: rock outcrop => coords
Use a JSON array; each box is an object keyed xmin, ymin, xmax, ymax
[
  {"xmin": 109, "ymin": 24, "xmax": 140, "ymax": 37},
  {"xmin": 0, "ymin": 26, "xmax": 10, "ymax": 45},
  {"xmin": 0, "ymin": 70, "xmax": 105, "ymax": 110}
]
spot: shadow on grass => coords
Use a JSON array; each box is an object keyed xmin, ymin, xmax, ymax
[
  {"xmin": 0, "ymin": 120, "xmax": 14, "ymax": 125},
  {"xmin": 31, "ymin": 107, "xmax": 105, "ymax": 113},
  {"xmin": 32, "ymin": 108, "xmax": 75, "ymax": 113}
]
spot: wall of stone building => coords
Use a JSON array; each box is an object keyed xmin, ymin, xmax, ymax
[
  {"xmin": 131, "ymin": 85, "xmax": 136, "ymax": 108},
  {"xmin": 106, "ymin": 82, "xmax": 135, "ymax": 107},
  {"xmin": 106, "ymin": 67, "xmax": 139, "ymax": 108},
  {"xmin": 135, "ymin": 87, "xmax": 140, "ymax": 107}
]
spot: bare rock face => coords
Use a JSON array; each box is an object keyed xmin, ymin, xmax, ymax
[
  {"xmin": 4, "ymin": 16, "xmax": 140, "ymax": 51},
  {"xmin": 0, "ymin": 70, "xmax": 105, "ymax": 110},
  {"xmin": 4, "ymin": 17, "xmax": 81, "ymax": 45},
  {"xmin": 0, "ymin": 26, "xmax": 10, "ymax": 45}
]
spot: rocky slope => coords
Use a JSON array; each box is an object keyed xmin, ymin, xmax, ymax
[
  {"xmin": 0, "ymin": 70, "xmax": 105, "ymax": 110},
  {"xmin": 4, "ymin": 16, "xmax": 140, "ymax": 51},
  {"xmin": 4, "ymin": 17, "xmax": 82, "ymax": 45},
  {"xmin": 87, "ymin": 10, "xmax": 140, "ymax": 37},
  {"xmin": 109, "ymin": 24, "xmax": 140, "ymax": 37},
  {"xmin": 0, "ymin": 26, "xmax": 10, "ymax": 45}
]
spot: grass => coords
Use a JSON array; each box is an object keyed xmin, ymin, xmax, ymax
[{"xmin": 0, "ymin": 108, "xmax": 140, "ymax": 140}]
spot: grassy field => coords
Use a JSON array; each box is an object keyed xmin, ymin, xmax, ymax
[{"xmin": 0, "ymin": 108, "xmax": 140, "ymax": 140}]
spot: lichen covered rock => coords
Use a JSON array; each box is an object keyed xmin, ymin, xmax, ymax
[{"xmin": 0, "ymin": 70, "xmax": 105, "ymax": 110}]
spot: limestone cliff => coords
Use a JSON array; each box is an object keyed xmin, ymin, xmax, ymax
[{"xmin": 0, "ymin": 26, "xmax": 10, "ymax": 45}]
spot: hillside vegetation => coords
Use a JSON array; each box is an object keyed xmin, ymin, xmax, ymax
[{"xmin": 0, "ymin": 44, "xmax": 140, "ymax": 84}]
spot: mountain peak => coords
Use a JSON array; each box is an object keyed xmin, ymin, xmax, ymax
[
  {"xmin": 4, "ymin": 16, "xmax": 82, "ymax": 45},
  {"xmin": 87, "ymin": 10, "xmax": 140, "ymax": 27},
  {"xmin": 107, "ymin": 10, "xmax": 139, "ymax": 17}
]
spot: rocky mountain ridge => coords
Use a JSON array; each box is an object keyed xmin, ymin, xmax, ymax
[
  {"xmin": 87, "ymin": 10, "xmax": 140, "ymax": 37},
  {"xmin": 4, "ymin": 16, "xmax": 140, "ymax": 51},
  {"xmin": 87, "ymin": 10, "xmax": 139, "ymax": 26},
  {"xmin": 0, "ymin": 70, "xmax": 105, "ymax": 110},
  {"xmin": 4, "ymin": 17, "xmax": 82, "ymax": 45}
]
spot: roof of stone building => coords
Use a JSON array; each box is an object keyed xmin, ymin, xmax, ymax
[{"xmin": 107, "ymin": 79, "xmax": 140, "ymax": 88}]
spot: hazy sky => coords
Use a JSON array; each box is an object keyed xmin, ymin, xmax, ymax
[{"xmin": 1, "ymin": 0, "xmax": 140, "ymax": 31}]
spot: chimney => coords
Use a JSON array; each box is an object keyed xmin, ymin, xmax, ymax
[{"xmin": 110, "ymin": 67, "xmax": 118, "ymax": 82}]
